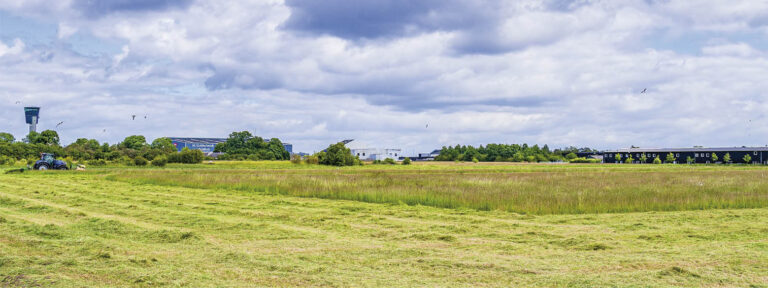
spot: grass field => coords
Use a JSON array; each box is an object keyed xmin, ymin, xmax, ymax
[{"xmin": 0, "ymin": 162, "xmax": 767, "ymax": 287}]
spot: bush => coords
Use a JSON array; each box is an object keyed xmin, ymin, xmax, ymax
[
  {"xmin": 88, "ymin": 159, "xmax": 107, "ymax": 166},
  {"xmin": 305, "ymin": 155, "xmax": 319, "ymax": 165},
  {"xmin": 152, "ymin": 155, "xmax": 167, "ymax": 167},
  {"xmin": 133, "ymin": 156, "xmax": 149, "ymax": 166},
  {"xmin": 168, "ymin": 148, "xmax": 205, "ymax": 164},
  {"xmin": 653, "ymin": 157, "xmax": 662, "ymax": 164},
  {"xmin": 290, "ymin": 154, "xmax": 302, "ymax": 164},
  {"xmin": 569, "ymin": 157, "xmax": 599, "ymax": 163},
  {"xmin": 384, "ymin": 158, "xmax": 396, "ymax": 165},
  {"xmin": 402, "ymin": 157, "xmax": 411, "ymax": 165},
  {"xmin": 318, "ymin": 142, "xmax": 358, "ymax": 166}
]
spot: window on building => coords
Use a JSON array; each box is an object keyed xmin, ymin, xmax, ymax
[
  {"xmin": 363, "ymin": 153, "xmax": 366, "ymax": 156},
  {"xmin": 357, "ymin": 153, "xmax": 360, "ymax": 156},
  {"xmin": 675, "ymin": 153, "xmax": 679, "ymax": 157},
  {"xmin": 754, "ymin": 151, "xmax": 758, "ymax": 155},
  {"xmin": 695, "ymin": 153, "xmax": 699, "ymax": 157},
  {"xmin": 706, "ymin": 153, "xmax": 710, "ymax": 157}
]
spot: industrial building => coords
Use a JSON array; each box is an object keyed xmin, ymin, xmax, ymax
[
  {"xmin": 603, "ymin": 147, "xmax": 768, "ymax": 164},
  {"xmin": 24, "ymin": 107, "xmax": 40, "ymax": 134},
  {"xmin": 168, "ymin": 137, "xmax": 293, "ymax": 154},
  {"xmin": 346, "ymin": 140, "xmax": 401, "ymax": 161}
]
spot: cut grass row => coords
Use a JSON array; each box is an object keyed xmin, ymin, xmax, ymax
[
  {"xmin": 107, "ymin": 164, "xmax": 768, "ymax": 214},
  {"xmin": 0, "ymin": 172, "xmax": 766, "ymax": 286}
]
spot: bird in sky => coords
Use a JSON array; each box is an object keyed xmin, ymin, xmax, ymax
[
  {"xmin": 641, "ymin": 88, "xmax": 647, "ymax": 93},
  {"xmin": 426, "ymin": 124, "xmax": 429, "ymax": 128},
  {"xmin": 56, "ymin": 121, "xmax": 64, "ymax": 128},
  {"xmin": 132, "ymin": 115, "xmax": 136, "ymax": 120},
  {"xmin": 144, "ymin": 115, "xmax": 147, "ymax": 119},
  {"xmin": 15, "ymin": 101, "xmax": 21, "ymax": 104},
  {"xmin": 102, "ymin": 129, "xmax": 107, "ymax": 133}
]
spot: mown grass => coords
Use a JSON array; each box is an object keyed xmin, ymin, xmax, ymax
[
  {"xmin": 106, "ymin": 162, "xmax": 768, "ymax": 214},
  {"xmin": 0, "ymin": 170, "xmax": 766, "ymax": 287}
]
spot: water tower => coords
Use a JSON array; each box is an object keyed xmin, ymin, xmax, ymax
[{"xmin": 24, "ymin": 107, "xmax": 40, "ymax": 133}]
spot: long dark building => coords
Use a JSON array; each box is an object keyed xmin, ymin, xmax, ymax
[{"xmin": 603, "ymin": 147, "xmax": 768, "ymax": 164}]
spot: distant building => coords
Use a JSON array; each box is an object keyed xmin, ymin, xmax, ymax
[
  {"xmin": 404, "ymin": 149, "xmax": 441, "ymax": 161},
  {"xmin": 168, "ymin": 137, "xmax": 293, "ymax": 154},
  {"xmin": 604, "ymin": 147, "xmax": 768, "ymax": 164},
  {"xmin": 346, "ymin": 141, "xmax": 401, "ymax": 161}
]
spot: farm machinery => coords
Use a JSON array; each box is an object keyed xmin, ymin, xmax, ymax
[{"xmin": 33, "ymin": 153, "xmax": 69, "ymax": 170}]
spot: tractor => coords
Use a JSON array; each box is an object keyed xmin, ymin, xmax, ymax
[{"xmin": 33, "ymin": 153, "xmax": 68, "ymax": 170}]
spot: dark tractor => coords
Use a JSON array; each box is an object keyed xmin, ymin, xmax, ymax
[{"xmin": 34, "ymin": 153, "xmax": 68, "ymax": 170}]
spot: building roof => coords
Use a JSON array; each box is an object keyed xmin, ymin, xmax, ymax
[{"xmin": 605, "ymin": 147, "xmax": 768, "ymax": 153}]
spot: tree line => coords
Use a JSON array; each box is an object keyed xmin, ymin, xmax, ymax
[
  {"xmin": 435, "ymin": 143, "xmax": 586, "ymax": 162},
  {"xmin": 0, "ymin": 130, "xmax": 290, "ymax": 166}
]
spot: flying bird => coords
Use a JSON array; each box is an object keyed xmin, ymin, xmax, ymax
[
  {"xmin": 144, "ymin": 115, "xmax": 147, "ymax": 119},
  {"xmin": 426, "ymin": 124, "xmax": 429, "ymax": 128},
  {"xmin": 56, "ymin": 121, "xmax": 64, "ymax": 128},
  {"xmin": 641, "ymin": 88, "xmax": 647, "ymax": 94},
  {"xmin": 132, "ymin": 115, "xmax": 136, "ymax": 120},
  {"xmin": 15, "ymin": 101, "xmax": 21, "ymax": 104},
  {"xmin": 102, "ymin": 129, "xmax": 107, "ymax": 133}
]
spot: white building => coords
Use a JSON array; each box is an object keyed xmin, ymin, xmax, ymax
[{"xmin": 347, "ymin": 141, "xmax": 402, "ymax": 161}]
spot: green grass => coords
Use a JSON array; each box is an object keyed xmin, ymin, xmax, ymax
[
  {"xmin": 0, "ymin": 162, "xmax": 766, "ymax": 287},
  {"xmin": 106, "ymin": 162, "xmax": 768, "ymax": 214}
]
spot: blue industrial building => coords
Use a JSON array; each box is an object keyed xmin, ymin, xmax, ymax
[{"xmin": 168, "ymin": 137, "xmax": 292, "ymax": 154}]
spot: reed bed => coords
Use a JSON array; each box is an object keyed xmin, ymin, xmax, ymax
[{"xmin": 107, "ymin": 164, "xmax": 768, "ymax": 214}]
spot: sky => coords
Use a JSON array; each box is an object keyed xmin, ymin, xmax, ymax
[{"xmin": 1, "ymin": 0, "xmax": 768, "ymax": 154}]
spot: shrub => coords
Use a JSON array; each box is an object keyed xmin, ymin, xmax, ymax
[
  {"xmin": 290, "ymin": 154, "xmax": 302, "ymax": 164},
  {"xmin": 384, "ymin": 158, "xmax": 396, "ymax": 165},
  {"xmin": 133, "ymin": 156, "xmax": 149, "ymax": 166},
  {"xmin": 569, "ymin": 157, "xmax": 599, "ymax": 163},
  {"xmin": 402, "ymin": 157, "xmax": 411, "ymax": 165},
  {"xmin": 152, "ymin": 155, "xmax": 167, "ymax": 167},
  {"xmin": 305, "ymin": 155, "xmax": 319, "ymax": 165},
  {"xmin": 743, "ymin": 154, "xmax": 752, "ymax": 164},
  {"xmin": 88, "ymin": 159, "xmax": 107, "ymax": 166},
  {"xmin": 653, "ymin": 157, "xmax": 662, "ymax": 164},
  {"xmin": 318, "ymin": 142, "xmax": 358, "ymax": 166},
  {"xmin": 472, "ymin": 157, "xmax": 479, "ymax": 163}
]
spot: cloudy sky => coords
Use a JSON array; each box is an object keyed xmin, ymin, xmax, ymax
[{"xmin": 1, "ymin": 0, "xmax": 768, "ymax": 153}]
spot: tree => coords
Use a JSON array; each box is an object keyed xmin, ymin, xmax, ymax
[
  {"xmin": 402, "ymin": 157, "xmax": 411, "ymax": 165},
  {"xmin": 686, "ymin": 156, "xmax": 693, "ymax": 164},
  {"xmin": 319, "ymin": 142, "xmax": 357, "ymax": 166},
  {"xmin": 29, "ymin": 130, "xmax": 59, "ymax": 145},
  {"xmin": 624, "ymin": 156, "xmax": 634, "ymax": 164},
  {"xmin": 723, "ymin": 153, "xmax": 731, "ymax": 163},
  {"xmin": 615, "ymin": 153, "xmax": 621, "ymax": 163},
  {"xmin": 653, "ymin": 157, "xmax": 662, "ymax": 164},
  {"xmin": 640, "ymin": 153, "xmax": 647, "ymax": 163},
  {"xmin": 565, "ymin": 152, "xmax": 577, "ymax": 160},
  {"xmin": 711, "ymin": 153, "xmax": 718, "ymax": 163},
  {"xmin": 0, "ymin": 132, "xmax": 14, "ymax": 143},
  {"xmin": 121, "ymin": 135, "xmax": 147, "ymax": 150},
  {"xmin": 743, "ymin": 154, "xmax": 752, "ymax": 164},
  {"xmin": 665, "ymin": 153, "xmax": 676, "ymax": 164},
  {"xmin": 151, "ymin": 137, "xmax": 177, "ymax": 154}
]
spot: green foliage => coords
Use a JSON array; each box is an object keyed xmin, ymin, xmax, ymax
[
  {"xmin": 624, "ymin": 156, "xmax": 634, "ymax": 164},
  {"xmin": 711, "ymin": 153, "xmax": 719, "ymax": 162},
  {"xmin": 384, "ymin": 158, "xmax": 396, "ymax": 165},
  {"xmin": 402, "ymin": 157, "xmax": 411, "ymax": 165},
  {"xmin": 743, "ymin": 154, "xmax": 752, "ymax": 164},
  {"xmin": 121, "ymin": 135, "xmax": 147, "ymax": 150},
  {"xmin": 565, "ymin": 152, "xmax": 577, "ymax": 160},
  {"xmin": 640, "ymin": 153, "xmax": 648, "ymax": 163},
  {"xmin": 665, "ymin": 153, "xmax": 676, "ymax": 164},
  {"xmin": 435, "ymin": 143, "xmax": 566, "ymax": 162},
  {"xmin": 723, "ymin": 153, "xmax": 731, "ymax": 163},
  {"xmin": 152, "ymin": 155, "xmax": 168, "ymax": 167},
  {"xmin": 0, "ymin": 132, "xmax": 14, "ymax": 143},
  {"xmin": 686, "ymin": 156, "xmax": 694, "ymax": 164},
  {"xmin": 318, "ymin": 142, "xmax": 358, "ymax": 166},
  {"xmin": 167, "ymin": 148, "xmax": 205, "ymax": 164},
  {"xmin": 214, "ymin": 131, "xmax": 289, "ymax": 160},
  {"xmin": 151, "ymin": 137, "xmax": 177, "ymax": 154},
  {"xmin": 290, "ymin": 154, "xmax": 302, "ymax": 164},
  {"xmin": 134, "ymin": 156, "xmax": 149, "ymax": 166},
  {"xmin": 88, "ymin": 159, "xmax": 107, "ymax": 166},
  {"xmin": 305, "ymin": 155, "xmax": 319, "ymax": 165},
  {"xmin": 653, "ymin": 157, "xmax": 662, "ymax": 164},
  {"xmin": 615, "ymin": 153, "xmax": 621, "ymax": 162},
  {"xmin": 568, "ymin": 157, "xmax": 600, "ymax": 163}
]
